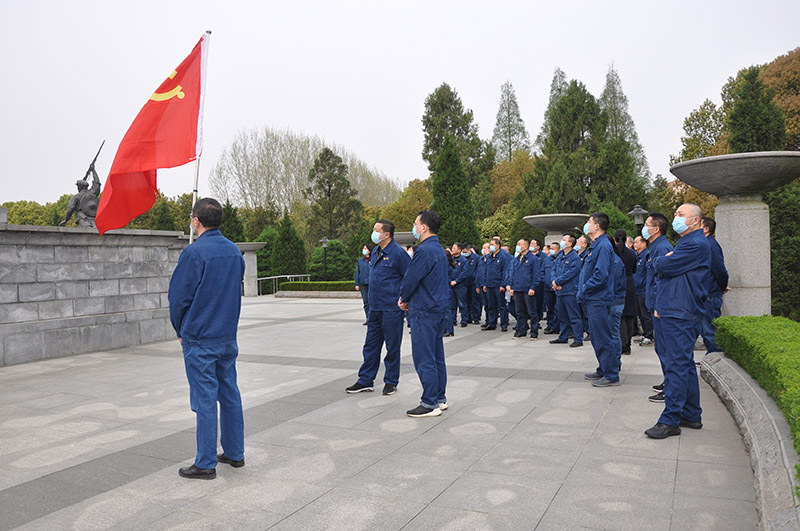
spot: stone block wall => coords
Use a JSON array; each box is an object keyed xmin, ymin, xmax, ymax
[{"xmin": 0, "ymin": 223, "xmax": 188, "ymax": 366}]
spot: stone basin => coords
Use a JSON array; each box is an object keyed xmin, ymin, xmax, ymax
[
  {"xmin": 670, "ymin": 151, "xmax": 800, "ymax": 197},
  {"xmin": 523, "ymin": 214, "xmax": 590, "ymax": 245}
]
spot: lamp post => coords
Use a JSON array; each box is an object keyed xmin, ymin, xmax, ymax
[
  {"xmin": 320, "ymin": 237, "xmax": 329, "ymax": 281},
  {"xmin": 627, "ymin": 205, "xmax": 649, "ymax": 235}
]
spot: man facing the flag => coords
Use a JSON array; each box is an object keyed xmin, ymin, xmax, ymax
[{"xmin": 95, "ymin": 31, "xmax": 210, "ymax": 236}]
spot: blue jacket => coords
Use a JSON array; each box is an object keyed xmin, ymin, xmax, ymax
[
  {"xmin": 542, "ymin": 253, "xmax": 556, "ymax": 291},
  {"xmin": 652, "ymin": 229, "xmax": 711, "ymax": 321},
  {"xmin": 476, "ymin": 254, "xmax": 487, "ymax": 287},
  {"xmin": 633, "ymin": 249, "xmax": 649, "ymax": 295},
  {"xmin": 552, "ymin": 249, "xmax": 581, "ymax": 296},
  {"xmin": 707, "ymin": 236, "xmax": 729, "ymax": 296},
  {"xmin": 486, "ymin": 250, "xmax": 511, "ymax": 287},
  {"xmin": 508, "ymin": 250, "xmax": 542, "ymax": 292},
  {"xmin": 355, "ymin": 256, "xmax": 371, "ymax": 287},
  {"xmin": 400, "ymin": 235, "xmax": 449, "ymax": 315},
  {"xmin": 168, "ymin": 229, "xmax": 244, "ymax": 344},
  {"xmin": 463, "ymin": 252, "xmax": 478, "ymax": 284},
  {"xmin": 612, "ymin": 253, "xmax": 626, "ymax": 305},
  {"xmin": 645, "ymin": 235, "xmax": 674, "ymax": 311},
  {"xmin": 577, "ymin": 236, "xmax": 614, "ymax": 304},
  {"xmin": 368, "ymin": 239, "xmax": 411, "ymax": 311},
  {"xmin": 452, "ymin": 254, "xmax": 469, "ymax": 284}
]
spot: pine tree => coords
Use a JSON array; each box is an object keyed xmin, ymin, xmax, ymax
[
  {"xmin": 310, "ymin": 239, "xmax": 352, "ymax": 281},
  {"xmin": 304, "ymin": 147, "xmax": 362, "ymax": 242},
  {"xmin": 219, "ymin": 200, "xmax": 245, "ymax": 242},
  {"xmin": 271, "ymin": 210, "xmax": 307, "ymax": 275},
  {"xmin": 728, "ymin": 66, "xmax": 787, "ymax": 153},
  {"xmin": 430, "ymin": 136, "xmax": 479, "ymax": 245},
  {"xmin": 491, "ymin": 81, "xmax": 530, "ymax": 162},
  {"xmin": 153, "ymin": 198, "xmax": 176, "ymax": 231},
  {"xmin": 535, "ymin": 67, "xmax": 568, "ymax": 150}
]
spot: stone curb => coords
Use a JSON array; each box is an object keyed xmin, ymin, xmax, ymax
[
  {"xmin": 700, "ymin": 352, "xmax": 800, "ymax": 530},
  {"xmin": 274, "ymin": 290, "xmax": 361, "ymax": 299}
]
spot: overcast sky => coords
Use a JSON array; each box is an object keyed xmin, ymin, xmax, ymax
[{"xmin": 2, "ymin": 0, "xmax": 798, "ymax": 206}]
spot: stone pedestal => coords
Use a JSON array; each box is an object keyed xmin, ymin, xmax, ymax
[
  {"xmin": 0, "ymin": 207, "xmax": 7, "ymax": 225},
  {"xmin": 235, "ymin": 242, "xmax": 266, "ymax": 297},
  {"xmin": 715, "ymin": 195, "xmax": 771, "ymax": 317},
  {"xmin": 523, "ymin": 214, "xmax": 589, "ymax": 245}
]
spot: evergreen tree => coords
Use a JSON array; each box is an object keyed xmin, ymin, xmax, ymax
[
  {"xmin": 304, "ymin": 147, "xmax": 362, "ymax": 242},
  {"xmin": 153, "ymin": 198, "xmax": 176, "ymax": 231},
  {"xmin": 380, "ymin": 179, "xmax": 434, "ymax": 231},
  {"xmin": 271, "ymin": 210, "xmax": 307, "ymax": 275},
  {"xmin": 421, "ymin": 83, "xmax": 482, "ymax": 173},
  {"xmin": 309, "ymin": 239, "xmax": 352, "ymax": 281},
  {"xmin": 240, "ymin": 206, "xmax": 279, "ymax": 242},
  {"xmin": 430, "ymin": 136, "xmax": 480, "ymax": 245},
  {"xmin": 491, "ymin": 81, "xmax": 530, "ymax": 162},
  {"xmin": 219, "ymin": 200, "xmax": 245, "ymax": 242},
  {"xmin": 255, "ymin": 225, "xmax": 279, "ymax": 278},
  {"xmin": 670, "ymin": 99, "xmax": 726, "ymax": 164},
  {"xmin": 535, "ymin": 67, "xmax": 568, "ymax": 149},
  {"xmin": 346, "ymin": 215, "xmax": 376, "ymax": 260},
  {"xmin": 728, "ymin": 66, "xmax": 787, "ymax": 153},
  {"xmin": 765, "ymin": 180, "xmax": 800, "ymax": 321}
]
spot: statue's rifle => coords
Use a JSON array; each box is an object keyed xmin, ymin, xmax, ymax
[{"xmin": 83, "ymin": 140, "xmax": 105, "ymax": 181}]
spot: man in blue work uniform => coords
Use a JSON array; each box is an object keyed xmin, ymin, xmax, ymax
[
  {"xmin": 575, "ymin": 235, "xmax": 591, "ymax": 339},
  {"xmin": 632, "ymin": 236, "xmax": 653, "ymax": 345},
  {"xmin": 507, "ymin": 238, "xmax": 542, "ymax": 340},
  {"xmin": 450, "ymin": 243, "xmax": 470, "ymax": 328},
  {"xmin": 346, "ymin": 219, "xmax": 411, "ymax": 396},
  {"xmin": 464, "ymin": 245, "xmax": 481, "ymax": 324},
  {"xmin": 550, "ymin": 235, "xmax": 583, "ymax": 347},
  {"xmin": 354, "ymin": 243, "xmax": 374, "ymax": 325},
  {"xmin": 169, "ymin": 198, "xmax": 245, "ymax": 480},
  {"xmin": 699, "ymin": 217, "xmax": 729, "ymax": 354},
  {"xmin": 476, "ymin": 243, "xmax": 490, "ymax": 326},
  {"xmin": 578, "ymin": 213, "xmax": 618, "ymax": 387},
  {"xmin": 645, "ymin": 203, "xmax": 710, "ymax": 439},
  {"xmin": 399, "ymin": 210, "xmax": 450, "ymax": 418},
  {"xmin": 482, "ymin": 237, "xmax": 512, "ymax": 332},
  {"xmin": 643, "ymin": 212, "xmax": 674, "ymax": 402},
  {"xmin": 542, "ymin": 242, "xmax": 559, "ymax": 334},
  {"xmin": 530, "ymin": 239, "xmax": 547, "ymax": 332}
]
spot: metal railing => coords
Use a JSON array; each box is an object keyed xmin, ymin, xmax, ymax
[{"xmin": 256, "ymin": 274, "xmax": 311, "ymax": 296}]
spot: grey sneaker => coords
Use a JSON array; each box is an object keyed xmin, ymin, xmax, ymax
[
  {"xmin": 592, "ymin": 377, "xmax": 621, "ymax": 387},
  {"xmin": 584, "ymin": 371, "xmax": 603, "ymax": 380}
]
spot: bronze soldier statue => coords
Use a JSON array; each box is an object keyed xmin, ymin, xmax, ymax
[{"xmin": 60, "ymin": 142, "xmax": 103, "ymax": 229}]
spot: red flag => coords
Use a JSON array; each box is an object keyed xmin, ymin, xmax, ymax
[{"xmin": 96, "ymin": 33, "xmax": 209, "ymax": 236}]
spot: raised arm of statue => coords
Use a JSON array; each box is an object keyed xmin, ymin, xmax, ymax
[{"xmin": 89, "ymin": 167, "xmax": 101, "ymax": 196}]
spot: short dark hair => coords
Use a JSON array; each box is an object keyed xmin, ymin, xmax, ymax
[
  {"xmin": 702, "ymin": 216, "xmax": 716, "ymax": 235},
  {"xmin": 563, "ymin": 234, "xmax": 576, "ymax": 246},
  {"xmin": 452, "ymin": 242, "xmax": 463, "ymax": 251},
  {"xmin": 520, "ymin": 238, "xmax": 531, "ymax": 247},
  {"xmin": 648, "ymin": 212, "xmax": 668, "ymax": 237},
  {"xmin": 192, "ymin": 198, "xmax": 223, "ymax": 229},
  {"xmin": 491, "ymin": 236, "xmax": 502, "ymax": 245},
  {"xmin": 532, "ymin": 238, "xmax": 542, "ymax": 249},
  {"xmin": 590, "ymin": 212, "xmax": 610, "ymax": 232},
  {"xmin": 376, "ymin": 219, "xmax": 395, "ymax": 238},
  {"xmin": 417, "ymin": 210, "xmax": 441, "ymax": 234},
  {"xmin": 366, "ymin": 242, "xmax": 375, "ymax": 251}
]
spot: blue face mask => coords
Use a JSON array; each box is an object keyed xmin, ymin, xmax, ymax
[
  {"xmin": 515, "ymin": 245, "xmax": 522, "ymax": 254},
  {"xmin": 412, "ymin": 225, "xmax": 420, "ymax": 240},
  {"xmin": 362, "ymin": 249, "xmax": 368, "ymax": 256},
  {"xmin": 481, "ymin": 249, "xmax": 487, "ymax": 256},
  {"xmin": 489, "ymin": 245, "xmax": 497, "ymax": 253},
  {"xmin": 672, "ymin": 217, "xmax": 688, "ymax": 234},
  {"xmin": 371, "ymin": 231, "xmax": 381, "ymax": 244},
  {"xmin": 642, "ymin": 225, "xmax": 650, "ymax": 240},
  {"xmin": 574, "ymin": 245, "xmax": 582, "ymax": 252},
  {"xmin": 549, "ymin": 249, "xmax": 556, "ymax": 256},
  {"xmin": 583, "ymin": 222, "xmax": 591, "ymax": 235},
  {"xmin": 559, "ymin": 240, "xmax": 566, "ymax": 250}
]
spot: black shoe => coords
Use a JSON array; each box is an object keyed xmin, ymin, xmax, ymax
[
  {"xmin": 460, "ymin": 323, "xmax": 468, "ymax": 328},
  {"xmin": 569, "ymin": 342, "xmax": 583, "ymax": 348},
  {"xmin": 648, "ymin": 391, "xmax": 665, "ymax": 403},
  {"xmin": 217, "ymin": 453, "xmax": 245, "ymax": 468},
  {"xmin": 644, "ymin": 423, "xmax": 681, "ymax": 439},
  {"xmin": 443, "ymin": 332, "xmax": 454, "ymax": 337},
  {"xmin": 362, "ymin": 321, "xmax": 368, "ymax": 325},
  {"xmin": 680, "ymin": 418, "xmax": 703, "ymax": 429},
  {"xmin": 652, "ymin": 382, "xmax": 664, "ymax": 392},
  {"xmin": 549, "ymin": 339, "xmax": 568, "ymax": 344},
  {"xmin": 382, "ymin": 384, "xmax": 397, "ymax": 396},
  {"xmin": 481, "ymin": 326, "xmax": 496, "ymax": 331},
  {"xmin": 543, "ymin": 329, "xmax": 559, "ymax": 335},
  {"xmin": 346, "ymin": 382, "xmax": 373, "ymax": 394},
  {"xmin": 406, "ymin": 405, "xmax": 442, "ymax": 418},
  {"xmin": 512, "ymin": 333, "xmax": 525, "ymax": 339},
  {"xmin": 622, "ymin": 348, "xmax": 631, "ymax": 355},
  {"xmin": 179, "ymin": 464, "xmax": 216, "ymax": 479},
  {"xmin": 501, "ymin": 327, "xmax": 508, "ymax": 332}
]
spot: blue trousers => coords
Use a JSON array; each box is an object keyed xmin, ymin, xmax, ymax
[
  {"xmin": 453, "ymin": 284, "xmax": 468, "ymax": 325},
  {"xmin": 410, "ymin": 312, "xmax": 448, "ymax": 409},
  {"xmin": 543, "ymin": 290, "xmax": 558, "ymax": 331},
  {"xmin": 652, "ymin": 314, "xmax": 668, "ymax": 376},
  {"xmin": 358, "ymin": 309, "xmax": 403, "ymax": 386},
  {"xmin": 534, "ymin": 283, "xmax": 544, "ymax": 326},
  {"xmin": 659, "ymin": 316, "xmax": 703, "ymax": 426},
  {"xmin": 359, "ymin": 284, "xmax": 370, "ymax": 321},
  {"xmin": 584, "ymin": 301, "xmax": 619, "ymax": 382},
  {"xmin": 636, "ymin": 293, "xmax": 653, "ymax": 339},
  {"xmin": 446, "ymin": 288, "xmax": 456, "ymax": 334},
  {"xmin": 556, "ymin": 294, "xmax": 583, "ymax": 342},
  {"xmin": 183, "ymin": 340, "xmax": 244, "ymax": 469},
  {"xmin": 700, "ymin": 292, "xmax": 722, "ymax": 353},
  {"xmin": 514, "ymin": 291, "xmax": 539, "ymax": 336},
  {"xmin": 486, "ymin": 287, "xmax": 509, "ymax": 327},
  {"xmin": 610, "ymin": 302, "xmax": 624, "ymax": 356},
  {"xmin": 467, "ymin": 283, "xmax": 481, "ymax": 321}
]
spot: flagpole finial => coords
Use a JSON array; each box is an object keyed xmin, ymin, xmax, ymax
[{"xmin": 205, "ymin": 30, "xmax": 212, "ymax": 35}]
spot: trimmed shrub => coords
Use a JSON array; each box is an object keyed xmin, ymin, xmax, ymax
[
  {"xmin": 279, "ymin": 281, "xmax": 355, "ymax": 291},
  {"xmin": 715, "ymin": 315, "xmax": 800, "ymax": 480}
]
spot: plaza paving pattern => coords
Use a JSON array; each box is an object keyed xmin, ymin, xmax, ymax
[{"xmin": 0, "ymin": 297, "xmax": 757, "ymax": 530}]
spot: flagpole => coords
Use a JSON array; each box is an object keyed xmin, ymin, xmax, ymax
[{"xmin": 189, "ymin": 157, "xmax": 200, "ymax": 244}]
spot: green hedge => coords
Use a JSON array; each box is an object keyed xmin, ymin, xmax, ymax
[
  {"xmin": 278, "ymin": 281, "xmax": 355, "ymax": 291},
  {"xmin": 715, "ymin": 316, "xmax": 800, "ymax": 476}
]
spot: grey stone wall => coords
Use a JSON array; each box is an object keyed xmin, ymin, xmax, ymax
[{"xmin": 0, "ymin": 224, "xmax": 188, "ymax": 366}]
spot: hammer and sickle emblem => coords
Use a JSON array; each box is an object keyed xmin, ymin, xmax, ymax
[{"xmin": 150, "ymin": 70, "xmax": 185, "ymax": 102}]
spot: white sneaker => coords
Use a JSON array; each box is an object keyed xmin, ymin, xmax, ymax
[
  {"xmin": 639, "ymin": 338, "xmax": 653, "ymax": 346},
  {"xmin": 439, "ymin": 402, "xmax": 449, "ymax": 411}
]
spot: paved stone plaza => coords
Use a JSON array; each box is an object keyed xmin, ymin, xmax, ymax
[{"xmin": 0, "ymin": 297, "xmax": 757, "ymax": 530}]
